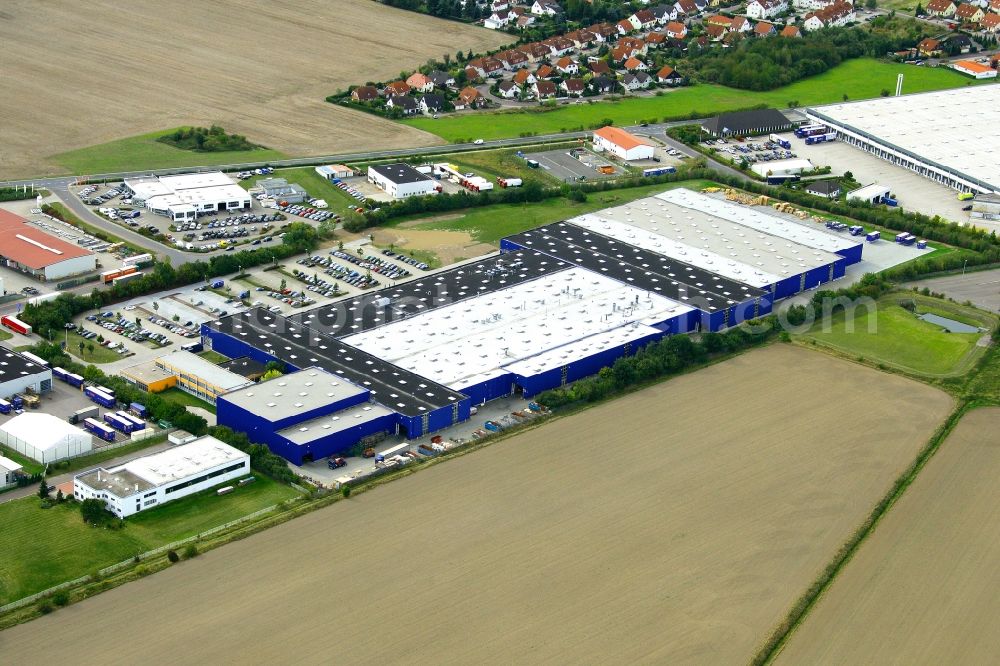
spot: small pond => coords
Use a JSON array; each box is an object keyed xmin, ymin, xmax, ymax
[{"xmin": 917, "ymin": 313, "xmax": 981, "ymax": 334}]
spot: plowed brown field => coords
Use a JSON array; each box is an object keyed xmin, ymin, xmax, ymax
[
  {"xmin": 0, "ymin": 346, "xmax": 953, "ymax": 663},
  {"xmin": 0, "ymin": 0, "xmax": 508, "ymax": 178},
  {"xmin": 775, "ymin": 406, "xmax": 1000, "ymax": 665}
]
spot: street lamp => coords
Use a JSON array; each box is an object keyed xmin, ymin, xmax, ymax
[{"xmin": 963, "ymin": 259, "xmax": 968, "ymax": 275}]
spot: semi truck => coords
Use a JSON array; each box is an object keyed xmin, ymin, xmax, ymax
[
  {"xmin": 794, "ymin": 124, "xmax": 826, "ymax": 138},
  {"xmin": 100, "ymin": 266, "xmax": 137, "ymax": 284},
  {"xmin": 129, "ymin": 402, "xmax": 149, "ymax": 418},
  {"xmin": 497, "ymin": 177, "xmax": 522, "ymax": 188},
  {"xmin": 642, "ymin": 166, "xmax": 677, "ymax": 177},
  {"xmin": 805, "ymin": 132, "xmax": 836, "ymax": 145},
  {"xmin": 0, "ymin": 399, "xmax": 10, "ymax": 414},
  {"xmin": 84, "ymin": 386, "xmax": 116, "ymax": 408},
  {"xmin": 1, "ymin": 315, "xmax": 31, "ymax": 336},
  {"xmin": 769, "ymin": 134, "xmax": 792, "ymax": 149},
  {"xmin": 104, "ymin": 412, "xmax": 137, "ymax": 434},
  {"xmin": 83, "ymin": 418, "xmax": 116, "ymax": 442},
  {"xmin": 69, "ymin": 405, "xmax": 99, "ymax": 424}
]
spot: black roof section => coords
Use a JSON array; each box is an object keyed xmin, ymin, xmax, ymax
[
  {"xmin": 701, "ymin": 108, "xmax": 792, "ymax": 136},
  {"xmin": 206, "ymin": 309, "xmax": 466, "ymax": 417},
  {"xmin": 805, "ymin": 180, "xmax": 842, "ymax": 194},
  {"xmin": 369, "ymin": 162, "xmax": 432, "ymax": 185},
  {"xmin": 0, "ymin": 346, "xmax": 48, "ymax": 384},
  {"xmin": 218, "ymin": 356, "xmax": 268, "ymax": 378},
  {"xmin": 503, "ymin": 222, "xmax": 765, "ymax": 312},
  {"xmin": 287, "ymin": 249, "xmax": 570, "ymax": 338}
]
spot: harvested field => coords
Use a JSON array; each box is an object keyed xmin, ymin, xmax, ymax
[
  {"xmin": 775, "ymin": 406, "xmax": 1000, "ymax": 665},
  {"xmin": 0, "ymin": 346, "xmax": 953, "ymax": 663},
  {"xmin": 0, "ymin": 0, "xmax": 508, "ymax": 178}
]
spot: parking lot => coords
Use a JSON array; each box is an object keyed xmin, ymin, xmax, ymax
[
  {"xmin": 701, "ymin": 133, "xmax": 801, "ymax": 168},
  {"xmin": 527, "ymin": 148, "xmax": 625, "ymax": 182},
  {"xmin": 907, "ymin": 267, "xmax": 1000, "ymax": 314}
]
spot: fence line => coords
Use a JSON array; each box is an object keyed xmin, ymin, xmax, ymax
[{"xmin": 0, "ymin": 501, "xmax": 287, "ymax": 615}]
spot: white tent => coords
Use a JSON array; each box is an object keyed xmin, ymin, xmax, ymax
[{"xmin": 0, "ymin": 412, "xmax": 92, "ymax": 463}]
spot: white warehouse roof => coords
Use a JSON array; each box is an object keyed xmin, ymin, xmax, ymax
[
  {"xmin": 656, "ymin": 189, "xmax": 858, "ymax": 254},
  {"xmin": 342, "ymin": 267, "xmax": 695, "ymax": 388},
  {"xmin": 125, "ymin": 171, "xmax": 250, "ymax": 210},
  {"xmin": 123, "ymin": 436, "xmax": 246, "ymax": 486},
  {"xmin": 808, "ymin": 86, "xmax": 1000, "ymax": 192},
  {"xmin": 0, "ymin": 412, "xmax": 89, "ymax": 452}
]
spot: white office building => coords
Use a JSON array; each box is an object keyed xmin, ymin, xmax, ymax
[
  {"xmin": 123, "ymin": 172, "xmax": 253, "ymax": 222},
  {"xmin": 1, "ymin": 455, "xmax": 22, "ymax": 489},
  {"xmin": 74, "ymin": 436, "xmax": 250, "ymax": 518},
  {"xmin": 367, "ymin": 163, "xmax": 440, "ymax": 199}
]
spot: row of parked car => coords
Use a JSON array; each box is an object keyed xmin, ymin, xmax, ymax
[
  {"xmin": 253, "ymin": 285, "xmax": 316, "ymax": 309},
  {"xmin": 70, "ymin": 326, "xmax": 133, "ymax": 355},
  {"xmin": 290, "ymin": 266, "xmax": 344, "ymax": 298},
  {"xmin": 381, "ymin": 248, "xmax": 430, "ymax": 271},
  {"xmin": 331, "ymin": 250, "xmax": 411, "ymax": 281},
  {"xmin": 307, "ymin": 254, "xmax": 381, "ymax": 289},
  {"xmin": 147, "ymin": 315, "xmax": 199, "ymax": 339},
  {"xmin": 330, "ymin": 178, "xmax": 368, "ymax": 204},
  {"xmin": 235, "ymin": 167, "xmax": 274, "ymax": 180},
  {"xmin": 81, "ymin": 184, "xmax": 129, "ymax": 206},
  {"xmin": 275, "ymin": 202, "xmax": 337, "ymax": 222}
]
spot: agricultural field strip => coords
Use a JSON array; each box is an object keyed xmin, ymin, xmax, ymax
[{"xmin": 0, "ymin": 345, "xmax": 953, "ymax": 664}]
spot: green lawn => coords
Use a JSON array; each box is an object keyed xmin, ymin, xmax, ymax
[
  {"xmin": 0, "ymin": 330, "xmax": 11, "ymax": 341},
  {"xmin": 53, "ymin": 128, "xmax": 286, "ymax": 175},
  {"xmin": 66, "ymin": 331, "xmax": 123, "ymax": 364},
  {"xmin": 198, "ymin": 349, "xmax": 230, "ymax": 364},
  {"xmin": 396, "ymin": 179, "xmax": 714, "ymax": 244},
  {"xmin": 799, "ymin": 295, "xmax": 989, "ymax": 377},
  {"xmin": 0, "ymin": 474, "xmax": 298, "ymax": 604},
  {"xmin": 239, "ymin": 166, "xmax": 360, "ymax": 217},
  {"xmin": 0, "ymin": 445, "xmax": 45, "ymax": 476},
  {"xmin": 403, "ymin": 59, "xmax": 987, "ymax": 143},
  {"xmin": 157, "ymin": 387, "xmax": 217, "ymax": 415}
]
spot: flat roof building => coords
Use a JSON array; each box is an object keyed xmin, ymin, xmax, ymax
[
  {"xmin": 750, "ymin": 158, "xmax": 814, "ymax": 178},
  {"xmin": 367, "ymin": 163, "xmax": 440, "ymax": 199},
  {"xmin": 257, "ymin": 177, "xmax": 308, "ymax": 203},
  {"xmin": 0, "ymin": 345, "xmax": 53, "ymax": 398},
  {"xmin": 847, "ymin": 183, "xmax": 892, "ymax": 204},
  {"xmin": 0, "ymin": 210, "xmax": 97, "ymax": 281},
  {"xmin": 124, "ymin": 171, "xmax": 252, "ymax": 222},
  {"xmin": 315, "ymin": 164, "xmax": 354, "ymax": 180},
  {"xmin": 0, "ymin": 455, "xmax": 22, "ymax": 489},
  {"xmin": 807, "ymin": 86, "xmax": 1000, "ymax": 194},
  {"xmin": 74, "ymin": 436, "xmax": 250, "ymax": 518},
  {"xmin": 153, "ymin": 351, "xmax": 253, "ymax": 403}
]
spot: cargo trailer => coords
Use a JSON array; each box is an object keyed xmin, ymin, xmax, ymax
[
  {"xmin": 83, "ymin": 417, "xmax": 116, "ymax": 442},
  {"xmin": 1, "ymin": 315, "xmax": 32, "ymax": 336},
  {"xmin": 104, "ymin": 412, "xmax": 136, "ymax": 434}
]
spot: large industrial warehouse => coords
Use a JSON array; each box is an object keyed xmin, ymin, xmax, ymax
[
  {"xmin": 123, "ymin": 171, "xmax": 252, "ymax": 221},
  {"xmin": 203, "ymin": 188, "xmax": 863, "ymax": 463},
  {"xmin": 0, "ymin": 210, "xmax": 97, "ymax": 281},
  {"xmin": 806, "ymin": 86, "xmax": 1000, "ymax": 194}
]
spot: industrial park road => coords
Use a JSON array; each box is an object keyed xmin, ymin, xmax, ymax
[{"xmin": 0, "ymin": 115, "xmax": 764, "ymax": 265}]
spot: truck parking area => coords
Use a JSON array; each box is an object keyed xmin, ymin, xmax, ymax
[{"xmin": 525, "ymin": 148, "xmax": 624, "ymax": 182}]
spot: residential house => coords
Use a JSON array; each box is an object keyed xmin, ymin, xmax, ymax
[
  {"xmin": 498, "ymin": 49, "xmax": 529, "ymax": 69},
  {"xmin": 513, "ymin": 69, "xmax": 537, "ymax": 86},
  {"xmin": 805, "ymin": 180, "xmax": 842, "ymax": 199},
  {"xmin": 611, "ymin": 43, "xmax": 640, "ymax": 62},
  {"xmin": 588, "ymin": 61, "xmax": 612, "ymax": 76},
  {"xmin": 428, "ymin": 71, "xmax": 456, "ymax": 89},
  {"xmin": 722, "ymin": 30, "xmax": 744, "ymax": 46},
  {"xmin": 466, "ymin": 59, "xmax": 487, "ymax": 78},
  {"xmin": 484, "ymin": 9, "xmax": 512, "ymax": 29},
  {"xmin": 656, "ymin": 65, "xmax": 684, "ymax": 85},
  {"xmin": 624, "ymin": 56, "xmax": 649, "ymax": 71},
  {"xmin": 497, "ymin": 81, "xmax": 521, "ymax": 99},
  {"xmin": 652, "ymin": 4, "xmax": 680, "ymax": 22},
  {"xmin": 469, "ymin": 57, "xmax": 504, "ymax": 78},
  {"xmin": 955, "ymin": 3, "xmax": 985, "ymax": 21},
  {"xmin": 383, "ymin": 81, "xmax": 410, "ymax": 98},
  {"xmin": 565, "ymin": 29, "xmax": 596, "ymax": 47},
  {"xmin": 674, "ymin": 0, "xmax": 700, "ymax": 13},
  {"xmin": 588, "ymin": 23, "xmax": 619, "ymax": 41},
  {"xmin": 665, "ymin": 37, "xmax": 689, "ymax": 50},
  {"xmin": 946, "ymin": 33, "xmax": 973, "ymax": 52},
  {"xmin": 731, "ymin": 15, "xmax": 752, "ymax": 32},
  {"xmin": 590, "ymin": 76, "xmax": 616, "ymax": 93},
  {"xmin": 533, "ymin": 80, "xmax": 558, "ymax": 98},
  {"xmin": 417, "ymin": 94, "xmax": 446, "ymax": 114},
  {"xmin": 535, "ymin": 64, "xmax": 556, "ymax": 80},
  {"xmin": 556, "ymin": 56, "xmax": 579, "ymax": 74},
  {"xmin": 704, "ymin": 14, "xmax": 734, "ymax": 28},
  {"xmin": 617, "ymin": 18, "xmax": 636, "ymax": 34},
  {"xmin": 561, "ymin": 78, "xmax": 586, "ymax": 94},
  {"xmin": 386, "ymin": 95, "xmax": 418, "ymax": 115},
  {"xmin": 519, "ymin": 42, "xmax": 552, "ymax": 61},
  {"xmin": 516, "ymin": 14, "xmax": 537, "ymax": 28},
  {"xmin": 746, "ymin": 0, "xmax": 788, "ymax": 19},
  {"xmin": 982, "ymin": 12, "xmax": 1000, "ymax": 32},
  {"xmin": 992, "ymin": 0, "xmax": 1000, "ymax": 10},
  {"xmin": 780, "ymin": 24, "xmax": 802, "ymax": 37},
  {"xmin": 464, "ymin": 66, "xmax": 483, "ymax": 82},
  {"xmin": 629, "ymin": 9, "xmax": 659, "ymax": 30},
  {"xmin": 645, "ymin": 31, "xmax": 669, "ymax": 48},
  {"xmin": 793, "ymin": 0, "xmax": 845, "ymax": 9},
  {"xmin": 925, "ymin": 0, "xmax": 957, "ymax": 15},
  {"xmin": 543, "ymin": 36, "xmax": 575, "ymax": 56},
  {"xmin": 666, "ymin": 20, "xmax": 688, "ymax": 38},
  {"xmin": 531, "ymin": 0, "xmax": 562, "ymax": 15},
  {"xmin": 351, "ymin": 86, "xmax": 378, "ymax": 102},
  {"xmin": 705, "ymin": 24, "xmax": 728, "ymax": 40},
  {"xmin": 803, "ymin": 1, "xmax": 855, "ymax": 30},
  {"xmin": 754, "ymin": 21, "xmax": 777, "ymax": 36},
  {"xmin": 491, "ymin": 0, "xmax": 510, "ymax": 10},
  {"xmin": 456, "ymin": 86, "xmax": 485, "ymax": 110},
  {"xmin": 917, "ymin": 38, "xmax": 943, "ymax": 56},
  {"xmin": 406, "ymin": 73, "xmax": 434, "ymax": 93},
  {"xmin": 622, "ymin": 72, "xmax": 653, "ymax": 90}
]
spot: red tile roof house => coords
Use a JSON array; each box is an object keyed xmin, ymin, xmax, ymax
[
  {"xmin": 556, "ymin": 56, "xmax": 579, "ymax": 74},
  {"xmin": 561, "ymin": 78, "xmax": 586, "ymax": 94},
  {"xmin": 925, "ymin": 0, "xmax": 957, "ymax": 16},
  {"xmin": 666, "ymin": 21, "xmax": 688, "ymax": 38},
  {"xmin": 588, "ymin": 61, "xmax": 612, "ymax": 76},
  {"xmin": 656, "ymin": 65, "xmax": 684, "ymax": 85},
  {"xmin": 535, "ymin": 64, "xmax": 556, "ymax": 79},
  {"xmin": 513, "ymin": 69, "xmax": 537, "ymax": 85},
  {"xmin": 644, "ymin": 31, "xmax": 668, "ymax": 48},
  {"xmin": 405, "ymin": 72, "xmax": 434, "ymax": 93},
  {"xmin": 351, "ymin": 86, "xmax": 378, "ymax": 102},
  {"xmin": 754, "ymin": 21, "xmax": 776, "ymax": 37},
  {"xmin": 533, "ymin": 80, "xmax": 558, "ymax": 98},
  {"xmin": 982, "ymin": 12, "xmax": 1000, "ymax": 32},
  {"xmin": 383, "ymin": 81, "xmax": 410, "ymax": 97},
  {"xmin": 624, "ymin": 56, "xmax": 649, "ymax": 71},
  {"xmin": 455, "ymin": 86, "xmax": 485, "ymax": 109},
  {"xmin": 954, "ymin": 2, "xmax": 985, "ymax": 22},
  {"xmin": 780, "ymin": 25, "xmax": 801, "ymax": 37}
]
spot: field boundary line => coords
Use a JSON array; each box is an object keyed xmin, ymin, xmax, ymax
[{"xmin": 753, "ymin": 400, "xmax": 971, "ymax": 665}]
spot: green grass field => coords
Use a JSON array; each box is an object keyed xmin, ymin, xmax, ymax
[
  {"xmin": 0, "ymin": 474, "xmax": 297, "ymax": 604},
  {"xmin": 0, "ymin": 445, "xmax": 45, "ymax": 476},
  {"xmin": 198, "ymin": 349, "xmax": 230, "ymax": 364},
  {"xmin": 799, "ymin": 294, "xmax": 992, "ymax": 377},
  {"xmin": 158, "ymin": 387, "xmax": 216, "ymax": 415},
  {"xmin": 395, "ymin": 179, "xmax": 713, "ymax": 244},
  {"xmin": 0, "ymin": 330, "xmax": 11, "ymax": 341},
  {"xmin": 404, "ymin": 59, "xmax": 986, "ymax": 143},
  {"xmin": 54, "ymin": 128, "xmax": 286, "ymax": 175},
  {"xmin": 66, "ymin": 331, "xmax": 124, "ymax": 364}
]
